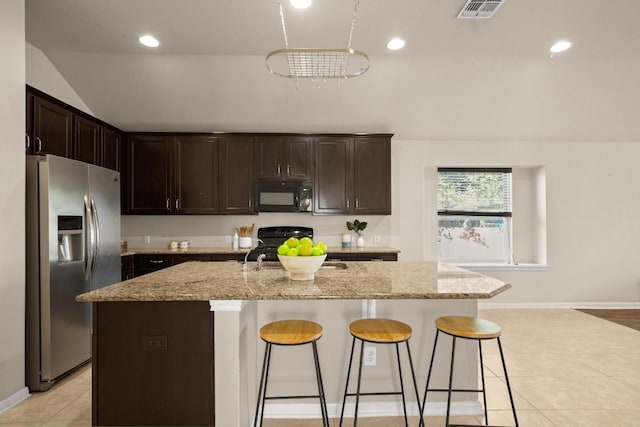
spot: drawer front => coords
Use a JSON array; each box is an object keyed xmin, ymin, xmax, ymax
[
  {"xmin": 134, "ymin": 254, "xmax": 174, "ymax": 276},
  {"xmin": 357, "ymin": 253, "xmax": 397, "ymax": 262},
  {"xmin": 173, "ymin": 254, "xmax": 215, "ymax": 264},
  {"xmin": 325, "ymin": 252, "xmax": 397, "ymax": 262}
]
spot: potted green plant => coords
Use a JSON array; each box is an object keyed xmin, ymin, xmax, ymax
[{"xmin": 347, "ymin": 219, "xmax": 367, "ymax": 248}]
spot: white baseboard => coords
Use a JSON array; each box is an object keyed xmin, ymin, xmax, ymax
[
  {"xmin": 0, "ymin": 387, "xmax": 29, "ymax": 415},
  {"xmin": 263, "ymin": 401, "xmax": 482, "ymax": 419},
  {"xmin": 479, "ymin": 301, "xmax": 640, "ymax": 309}
]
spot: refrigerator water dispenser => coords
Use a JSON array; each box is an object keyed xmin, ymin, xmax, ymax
[{"xmin": 58, "ymin": 215, "xmax": 83, "ymax": 263}]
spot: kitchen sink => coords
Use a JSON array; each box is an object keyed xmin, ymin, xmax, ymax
[{"xmin": 320, "ymin": 262, "xmax": 348, "ymax": 270}]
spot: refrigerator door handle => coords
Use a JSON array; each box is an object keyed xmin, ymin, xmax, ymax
[
  {"xmin": 90, "ymin": 197, "xmax": 100, "ymax": 275},
  {"xmin": 84, "ymin": 195, "xmax": 95, "ymax": 280}
]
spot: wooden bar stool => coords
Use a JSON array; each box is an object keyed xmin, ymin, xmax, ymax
[
  {"xmin": 421, "ymin": 316, "xmax": 518, "ymax": 427},
  {"xmin": 339, "ymin": 318, "xmax": 423, "ymax": 427},
  {"xmin": 253, "ymin": 319, "xmax": 329, "ymax": 427}
]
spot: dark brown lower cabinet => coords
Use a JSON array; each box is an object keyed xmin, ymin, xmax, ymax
[
  {"xmin": 121, "ymin": 255, "xmax": 134, "ymax": 280},
  {"xmin": 92, "ymin": 301, "xmax": 214, "ymax": 426}
]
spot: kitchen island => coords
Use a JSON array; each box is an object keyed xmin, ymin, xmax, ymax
[{"xmin": 77, "ymin": 261, "xmax": 510, "ymax": 426}]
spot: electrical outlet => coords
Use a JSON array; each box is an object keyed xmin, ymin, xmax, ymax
[
  {"xmin": 364, "ymin": 346, "xmax": 376, "ymax": 366},
  {"xmin": 143, "ymin": 335, "xmax": 168, "ymax": 351},
  {"xmin": 143, "ymin": 235, "xmax": 151, "ymax": 245},
  {"xmin": 373, "ymin": 234, "xmax": 381, "ymax": 244},
  {"xmin": 225, "ymin": 235, "xmax": 232, "ymax": 244}
]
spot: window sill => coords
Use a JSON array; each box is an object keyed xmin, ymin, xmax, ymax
[{"xmin": 452, "ymin": 263, "xmax": 550, "ymax": 272}]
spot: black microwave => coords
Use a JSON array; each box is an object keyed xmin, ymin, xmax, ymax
[{"xmin": 255, "ymin": 181, "xmax": 312, "ymax": 212}]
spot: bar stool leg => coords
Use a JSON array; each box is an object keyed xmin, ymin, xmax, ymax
[
  {"xmin": 339, "ymin": 336, "xmax": 357, "ymax": 427},
  {"xmin": 253, "ymin": 343, "xmax": 273, "ymax": 427},
  {"xmin": 405, "ymin": 341, "xmax": 425, "ymax": 427},
  {"xmin": 394, "ymin": 343, "xmax": 409, "ymax": 426},
  {"xmin": 497, "ymin": 337, "xmax": 519, "ymax": 427},
  {"xmin": 445, "ymin": 336, "xmax": 457, "ymax": 427},
  {"xmin": 312, "ymin": 341, "xmax": 330, "ymax": 427},
  {"xmin": 478, "ymin": 340, "xmax": 488, "ymax": 425},
  {"xmin": 353, "ymin": 339, "xmax": 366, "ymax": 427},
  {"xmin": 421, "ymin": 329, "xmax": 440, "ymax": 419}
]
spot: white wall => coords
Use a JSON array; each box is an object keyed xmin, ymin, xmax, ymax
[
  {"xmin": 0, "ymin": 0, "xmax": 27, "ymax": 407},
  {"xmin": 395, "ymin": 140, "xmax": 640, "ymax": 305},
  {"xmin": 26, "ymin": 31, "xmax": 640, "ymax": 307},
  {"xmin": 121, "ymin": 139, "xmax": 640, "ymax": 306},
  {"xmin": 25, "ymin": 42, "xmax": 93, "ymax": 115}
]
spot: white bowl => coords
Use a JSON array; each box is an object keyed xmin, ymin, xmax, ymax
[{"xmin": 277, "ymin": 254, "xmax": 327, "ymax": 281}]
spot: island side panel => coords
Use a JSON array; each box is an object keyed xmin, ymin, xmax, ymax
[{"xmin": 92, "ymin": 301, "xmax": 214, "ymax": 426}]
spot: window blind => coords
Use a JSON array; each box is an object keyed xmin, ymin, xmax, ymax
[{"xmin": 437, "ymin": 168, "xmax": 512, "ymax": 217}]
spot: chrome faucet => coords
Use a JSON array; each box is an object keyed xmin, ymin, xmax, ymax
[
  {"xmin": 255, "ymin": 253, "xmax": 267, "ymax": 271},
  {"xmin": 242, "ymin": 239, "xmax": 266, "ymax": 271}
]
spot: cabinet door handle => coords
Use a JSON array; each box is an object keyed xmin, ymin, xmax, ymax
[
  {"xmin": 36, "ymin": 137, "xmax": 42, "ymax": 153},
  {"xmin": 149, "ymin": 259, "xmax": 164, "ymax": 264},
  {"xmin": 166, "ymin": 198, "xmax": 170, "ymax": 210},
  {"xmin": 355, "ymin": 198, "xmax": 359, "ymax": 209},
  {"xmin": 26, "ymin": 134, "xmax": 30, "ymax": 151},
  {"xmin": 175, "ymin": 198, "xmax": 180, "ymax": 210},
  {"xmin": 287, "ymin": 165, "xmax": 291, "ymax": 176},
  {"xmin": 346, "ymin": 199, "xmax": 350, "ymax": 209},
  {"xmin": 277, "ymin": 164, "xmax": 281, "ymax": 175}
]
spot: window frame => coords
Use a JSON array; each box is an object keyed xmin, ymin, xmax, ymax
[{"xmin": 437, "ymin": 167, "xmax": 514, "ymax": 264}]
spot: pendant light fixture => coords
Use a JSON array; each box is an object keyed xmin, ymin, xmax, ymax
[{"xmin": 265, "ymin": 0, "xmax": 370, "ymax": 81}]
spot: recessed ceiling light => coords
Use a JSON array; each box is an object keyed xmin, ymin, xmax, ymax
[
  {"xmin": 290, "ymin": 0, "xmax": 311, "ymax": 9},
  {"xmin": 386, "ymin": 38, "xmax": 406, "ymax": 51},
  {"xmin": 138, "ymin": 35, "xmax": 159, "ymax": 48},
  {"xmin": 549, "ymin": 40, "xmax": 571, "ymax": 54}
]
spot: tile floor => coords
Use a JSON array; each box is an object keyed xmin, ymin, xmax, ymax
[{"xmin": 2, "ymin": 309, "xmax": 639, "ymax": 426}]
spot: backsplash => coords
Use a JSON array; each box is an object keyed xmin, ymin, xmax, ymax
[{"xmin": 121, "ymin": 213, "xmax": 392, "ymax": 248}]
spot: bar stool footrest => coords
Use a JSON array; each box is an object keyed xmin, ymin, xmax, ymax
[
  {"xmin": 345, "ymin": 391, "xmax": 404, "ymax": 397},
  {"xmin": 265, "ymin": 394, "xmax": 324, "ymax": 400},
  {"xmin": 425, "ymin": 388, "xmax": 485, "ymax": 393}
]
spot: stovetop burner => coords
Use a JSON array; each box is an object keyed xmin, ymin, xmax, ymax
[{"xmin": 246, "ymin": 226, "xmax": 313, "ymax": 261}]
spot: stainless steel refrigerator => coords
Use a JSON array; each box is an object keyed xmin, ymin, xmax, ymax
[{"xmin": 26, "ymin": 154, "xmax": 121, "ymax": 391}]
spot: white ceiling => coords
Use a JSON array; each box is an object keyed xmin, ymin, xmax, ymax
[
  {"xmin": 25, "ymin": 0, "xmax": 640, "ymax": 140},
  {"xmin": 27, "ymin": 0, "xmax": 640, "ymax": 59}
]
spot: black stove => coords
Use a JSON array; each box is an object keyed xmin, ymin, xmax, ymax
[{"xmin": 247, "ymin": 226, "xmax": 314, "ymax": 261}]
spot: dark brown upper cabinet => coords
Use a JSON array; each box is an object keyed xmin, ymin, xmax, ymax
[
  {"xmin": 26, "ymin": 87, "xmax": 122, "ymax": 172},
  {"xmin": 313, "ymin": 136, "xmax": 353, "ymax": 215},
  {"xmin": 126, "ymin": 135, "xmax": 173, "ymax": 214},
  {"xmin": 353, "ymin": 136, "xmax": 391, "ymax": 215},
  {"xmin": 26, "ymin": 91, "xmax": 34, "ymax": 153},
  {"xmin": 124, "ymin": 134, "xmax": 244, "ymax": 215},
  {"xmin": 174, "ymin": 135, "xmax": 220, "ymax": 215},
  {"xmin": 75, "ymin": 115, "xmax": 101, "ymax": 166},
  {"xmin": 314, "ymin": 135, "xmax": 391, "ymax": 215},
  {"xmin": 102, "ymin": 127, "xmax": 122, "ymax": 172},
  {"xmin": 220, "ymin": 135, "xmax": 255, "ymax": 214},
  {"xmin": 32, "ymin": 95, "xmax": 73, "ymax": 158},
  {"xmin": 254, "ymin": 135, "xmax": 313, "ymax": 181}
]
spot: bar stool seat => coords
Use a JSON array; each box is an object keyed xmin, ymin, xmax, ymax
[
  {"xmin": 254, "ymin": 320, "xmax": 329, "ymax": 427},
  {"xmin": 421, "ymin": 316, "xmax": 518, "ymax": 427},
  {"xmin": 340, "ymin": 318, "xmax": 423, "ymax": 427}
]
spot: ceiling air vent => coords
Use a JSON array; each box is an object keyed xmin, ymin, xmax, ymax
[{"xmin": 457, "ymin": 0, "xmax": 504, "ymax": 19}]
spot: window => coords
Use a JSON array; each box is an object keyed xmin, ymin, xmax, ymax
[{"xmin": 437, "ymin": 168, "xmax": 513, "ymax": 263}]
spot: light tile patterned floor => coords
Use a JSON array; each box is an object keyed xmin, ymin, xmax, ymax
[{"xmin": 2, "ymin": 309, "xmax": 639, "ymax": 426}]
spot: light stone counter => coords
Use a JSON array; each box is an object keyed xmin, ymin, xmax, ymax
[{"xmin": 77, "ymin": 261, "xmax": 510, "ymax": 302}]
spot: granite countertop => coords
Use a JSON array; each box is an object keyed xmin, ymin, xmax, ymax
[
  {"xmin": 121, "ymin": 246, "xmax": 400, "ymax": 256},
  {"xmin": 77, "ymin": 261, "xmax": 510, "ymax": 302}
]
